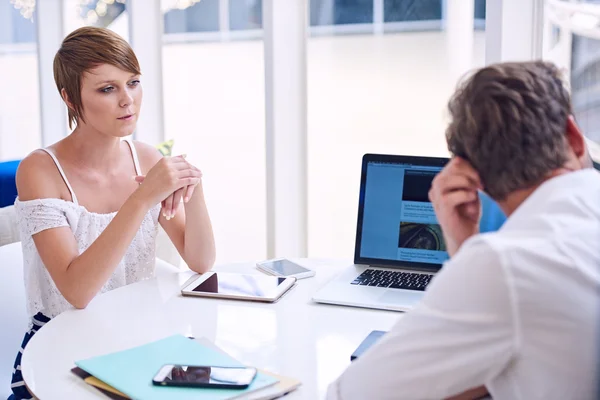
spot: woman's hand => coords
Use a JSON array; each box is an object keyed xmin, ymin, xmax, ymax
[
  {"xmin": 134, "ymin": 155, "xmax": 201, "ymax": 209},
  {"xmin": 134, "ymin": 156, "xmax": 202, "ymax": 219},
  {"xmin": 162, "ymin": 162, "xmax": 202, "ymax": 219}
]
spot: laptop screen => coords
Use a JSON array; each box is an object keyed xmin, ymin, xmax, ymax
[{"xmin": 355, "ymin": 155, "xmax": 506, "ymax": 271}]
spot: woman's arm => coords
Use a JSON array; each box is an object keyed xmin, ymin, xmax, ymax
[
  {"xmin": 17, "ymin": 151, "xmax": 200, "ymax": 309},
  {"xmin": 179, "ymin": 182, "xmax": 216, "ymax": 272},
  {"xmin": 134, "ymin": 142, "xmax": 216, "ymax": 273},
  {"xmin": 158, "ymin": 182, "xmax": 216, "ymax": 273},
  {"xmin": 17, "ymin": 152, "xmax": 152, "ymax": 309}
]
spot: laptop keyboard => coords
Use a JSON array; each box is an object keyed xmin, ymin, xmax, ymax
[{"xmin": 351, "ymin": 269, "xmax": 433, "ymax": 291}]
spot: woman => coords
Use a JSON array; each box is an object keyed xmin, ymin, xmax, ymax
[{"xmin": 9, "ymin": 27, "xmax": 215, "ymax": 400}]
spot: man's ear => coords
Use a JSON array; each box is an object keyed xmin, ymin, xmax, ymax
[
  {"xmin": 566, "ymin": 115, "xmax": 586, "ymax": 159},
  {"xmin": 60, "ymin": 88, "xmax": 74, "ymax": 111}
]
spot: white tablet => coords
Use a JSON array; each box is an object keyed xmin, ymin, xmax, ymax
[{"xmin": 181, "ymin": 271, "xmax": 296, "ymax": 303}]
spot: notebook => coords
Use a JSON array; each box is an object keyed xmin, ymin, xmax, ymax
[
  {"xmin": 75, "ymin": 334, "xmax": 278, "ymax": 400},
  {"xmin": 71, "ymin": 367, "xmax": 128, "ymax": 400}
]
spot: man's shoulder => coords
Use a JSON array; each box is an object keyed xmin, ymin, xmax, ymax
[
  {"xmin": 456, "ymin": 233, "xmax": 508, "ymax": 261},
  {"xmin": 448, "ymin": 231, "xmax": 535, "ymax": 273},
  {"xmin": 439, "ymin": 235, "xmax": 507, "ymax": 281}
]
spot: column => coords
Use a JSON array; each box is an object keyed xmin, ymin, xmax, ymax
[{"xmin": 263, "ymin": 0, "xmax": 309, "ymax": 258}]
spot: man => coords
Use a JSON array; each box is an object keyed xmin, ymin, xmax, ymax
[{"xmin": 326, "ymin": 61, "xmax": 600, "ymax": 400}]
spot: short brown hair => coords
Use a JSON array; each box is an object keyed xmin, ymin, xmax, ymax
[
  {"xmin": 53, "ymin": 27, "xmax": 141, "ymax": 129},
  {"xmin": 446, "ymin": 61, "xmax": 573, "ymax": 200}
]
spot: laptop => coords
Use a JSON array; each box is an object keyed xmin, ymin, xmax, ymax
[{"xmin": 312, "ymin": 154, "xmax": 506, "ymax": 312}]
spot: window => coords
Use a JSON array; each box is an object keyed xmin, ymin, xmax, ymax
[
  {"xmin": 384, "ymin": 0, "xmax": 442, "ymax": 23},
  {"xmin": 161, "ymin": 0, "xmax": 267, "ymax": 264},
  {"xmin": 229, "ymin": 0, "xmax": 262, "ymax": 31},
  {"xmin": 63, "ymin": 0, "xmax": 129, "ymax": 41},
  {"xmin": 310, "ymin": 0, "xmax": 373, "ymax": 26},
  {"xmin": 571, "ymin": 35, "xmax": 600, "ymax": 143},
  {"xmin": 163, "ymin": 1, "xmax": 219, "ymax": 34},
  {"xmin": 543, "ymin": 0, "xmax": 600, "ymax": 145},
  {"xmin": 307, "ymin": 0, "xmax": 486, "ymax": 258},
  {"xmin": 0, "ymin": 2, "xmax": 40, "ymax": 161},
  {"xmin": 2, "ymin": 0, "xmax": 551, "ymax": 262},
  {"xmin": 474, "ymin": 0, "xmax": 486, "ymax": 20}
]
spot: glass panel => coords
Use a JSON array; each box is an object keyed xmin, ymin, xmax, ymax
[
  {"xmin": 63, "ymin": 0, "xmax": 129, "ymax": 39},
  {"xmin": 384, "ymin": 0, "xmax": 442, "ymax": 23},
  {"xmin": 163, "ymin": 0, "xmax": 219, "ymax": 34},
  {"xmin": 162, "ymin": 2, "xmax": 266, "ymax": 264},
  {"xmin": 307, "ymin": 1, "xmax": 486, "ymax": 258},
  {"xmin": 571, "ymin": 35, "xmax": 600, "ymax": 143},
  {"xmin": 474, "ymin": 0, "xmax": 486, "ymax": 19},
  {"xmin": 544, "ymin": 1, "xmax": 600, "ymax": 149},
  {"xmin": 0, "ymin": 2, "xmax": 36, "ymax": 43},
  {"xmin": 310, "ymin": 0, "xmax": 374, "ymax": 26},
  {"xmin": 0, "ymin": 2, "xmax": 41, "ymax": 161},
  {"xmin": 229, "ymin": 0, "xmax": 262, "ymax": 31}
]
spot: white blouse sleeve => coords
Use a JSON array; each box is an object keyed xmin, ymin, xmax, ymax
[{"xmin": 14, "ymin": 199, "xmax": 74, "ymax": 238}]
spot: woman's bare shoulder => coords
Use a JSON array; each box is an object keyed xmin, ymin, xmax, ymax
[{"xmin": 16, "ymin": 150, "xmax": 65, "ymax": 201}]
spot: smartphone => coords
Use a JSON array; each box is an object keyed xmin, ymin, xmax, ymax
[
  {"xmin": 256, "ymin": 258, "xmax": 315, "ymax": 279},
  {"xmin": 152, "ymin": 364, "xmax": 257, "ymax": 389},
  {"xmin": 350, "ymin": 330, "xmax": 386, "ymax": 361}
]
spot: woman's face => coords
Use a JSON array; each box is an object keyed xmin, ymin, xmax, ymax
[{"xmin": 78, "ymin": 63, "xmax": 142, "ymax": 137}]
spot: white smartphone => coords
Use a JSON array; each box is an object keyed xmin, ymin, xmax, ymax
[{"xmin": 256, "ymin": 258, "xmax": 315, "ymax": 280}]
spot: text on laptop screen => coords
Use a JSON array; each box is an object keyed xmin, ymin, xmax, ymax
[{"xmin": 359, "ymin": 161, "xmax": 506, "ymax": 266}]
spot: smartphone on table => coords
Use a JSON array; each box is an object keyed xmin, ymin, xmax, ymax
[
  {"xmin": 256, "ymin": 258, "xmax": 315, "ymax": 279},
  {"xmin": 152, "ymin": 364, "xmax": 257, "ymax": 389}
]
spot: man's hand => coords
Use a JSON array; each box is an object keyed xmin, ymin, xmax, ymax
[{"xmin": 429, "ymin": 157, "xmax": 482, "ymax": 257}]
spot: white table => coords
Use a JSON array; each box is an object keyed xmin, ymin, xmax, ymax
[{"xmin": 21, "ymin": 259, "xmax": 400, "ymax": 399}]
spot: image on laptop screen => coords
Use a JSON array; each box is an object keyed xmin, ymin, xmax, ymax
[{"xmin": 358, "ymin": 160, "xmax": 506, "ymax": 267}]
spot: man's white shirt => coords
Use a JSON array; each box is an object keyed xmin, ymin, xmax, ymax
[{"xmin": 327, "ymin": 169, "xmax": 600, "ymax": 400}]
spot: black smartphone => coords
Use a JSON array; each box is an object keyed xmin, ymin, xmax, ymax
[{"xmin": 152, "ymin": 364, "xmax": 257, "ymax": 389}]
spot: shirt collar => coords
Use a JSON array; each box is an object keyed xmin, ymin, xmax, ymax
[{"xmin": 500, "ymin": 168, "xmax": 599, "ymax": 231}]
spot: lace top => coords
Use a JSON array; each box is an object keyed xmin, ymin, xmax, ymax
[{"xmin": 14, "ymin": 139, "xmax": 161, "ymax": 321}]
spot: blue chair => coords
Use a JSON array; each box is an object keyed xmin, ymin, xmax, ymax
[{"xmin": 0, "ymin": 160, "xmax": 20, "ymax": 208}]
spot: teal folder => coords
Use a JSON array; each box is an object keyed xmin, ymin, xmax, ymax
[{"xmin": 75, "ymin": 335, "xmax": 278, "ymax": 400}]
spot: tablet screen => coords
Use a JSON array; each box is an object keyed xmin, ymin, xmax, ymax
[{"xmin": 192, "ymin": 273, "xmax": 287, "ymax": 297}]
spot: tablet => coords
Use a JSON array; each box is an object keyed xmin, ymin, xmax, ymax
[{"xmin": 181, "ymin": 271, "xmax": 296, "ymax": 303}]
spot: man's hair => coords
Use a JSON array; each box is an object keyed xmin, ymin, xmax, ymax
[
  {"xmin": 446, "ymin": 61, "xmax": 573, "ymax": 200},
  {"xmin": 53, "ymin": 27, "xmax": 141, "ymax": 129}
]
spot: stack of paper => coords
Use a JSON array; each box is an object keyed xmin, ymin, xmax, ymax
[
  {"xmin": 72, "ymin": 335, "xmax": 300, "ymax": 400},
  {"xmin": 233, "ymin": 370, "xmax": 301, "ymax": 400}
]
